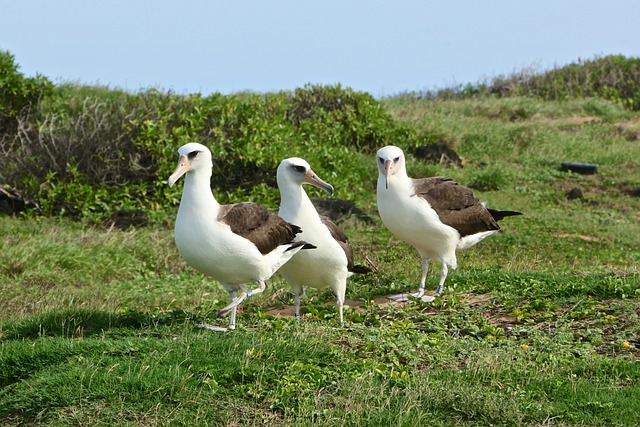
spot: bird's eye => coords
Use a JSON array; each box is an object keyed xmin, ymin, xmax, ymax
[
  {"xmin": 293, "ymin": 165, "xmax": 306, "ymax": 173},
  {"xmin": 378, "ymin": 157, "xmax": 384, "ymax": 164},
  {"xmin": 188, "ymin": 150, "xmax": 200, "ymax": 160},
  {"xmin": 394, "ymin": 157, "xmax": 400, "ymax": 163}
]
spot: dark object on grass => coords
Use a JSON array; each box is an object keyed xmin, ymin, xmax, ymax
[
  {"xmin": 103, "ymin": 210, "xmax": 149, "ymax": 229},
  {"xmin": 413, "ymin": 143, "xmax": 463, "ymax": 167},
  {"xmin": 312, "ymin": 198, "xmax": 375, "ymax": 224},
  {"xmin": 561, "ymin": 162, "xmax": 598, "ymax": 175},
  {"xmin": 622, "ymin": 186, "xmax": 640, "ymax": 198},
  {"xmin": 0, "ymin": 185, "xmax": 42, "ymax": 215},
  {"xmin": 566, "ymin": 188, "xmax": 584, "ymax": 200}
]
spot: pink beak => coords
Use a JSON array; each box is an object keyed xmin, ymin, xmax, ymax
[
  {"xmin": 384, "ymin": 159, "xmax": 393, "ymax": 189},
  {"xmin": 305, "ymin": 169, "xmax": 334, "ymax": 195},
  {"xmin": 168, "ymin": 155, "xmax": 190, "ymax": 187}
]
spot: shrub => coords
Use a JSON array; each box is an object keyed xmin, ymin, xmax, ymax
[
  {"xmin": 0, "ymin": 73, "xmax": 418, "ymax": 219},
  {"xmin": 0, "ymin": 50, "xmax": 52, "ymax": 139},
  {"xmin": 287, "ymin": 84, "xmax": 410, "ymax": 151}
]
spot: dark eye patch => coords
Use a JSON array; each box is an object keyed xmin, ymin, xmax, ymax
[
  {"xmin": 188, "ymin": 150, "xmax": 200, "ymax": 160},
  {"xmin": 293, "ymin": 165, "xmax": 306, "ymax": 173}
]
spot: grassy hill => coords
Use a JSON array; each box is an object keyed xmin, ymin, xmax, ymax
[{"xmin": 1, "ymin": 53, "xmax": 639, "ymax": 425}]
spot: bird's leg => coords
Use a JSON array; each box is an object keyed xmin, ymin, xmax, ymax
[
  {"xmin": 336, "ymin": 296, "xmax": 344, "ymax": 327},
  {"xmin": 228, "ymin": 291, "xmax": 237, "ymax": 330},
  {"xmin": 218, "ymin": 290, "xmax": 246, "ymax": 317},
  {"xmin": 388, "ymin": 259, "xmax": 435, "ymax": 302},
  {"xmin": 246, "ymin": 280, "xmax": 267, "ymax": 298},
  {"xmin": 218, "ymin": 281, "xmax": 267, "ymax": 317},
  {"xmin": 294, "ymin": 289, "xmax": 301, "ymax": 320},
  {"xmin": 196, "ymin": 290, "xmax": 237, "ymax": 332},
  {"xmin": 414, "ymin": 258, "xmax": 429, "ymax": 298},
  {"xmin": 435, "ymin": 263, "xmax": 448, "ymax": 295}
]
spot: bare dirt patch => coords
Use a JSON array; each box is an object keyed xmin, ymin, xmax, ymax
[
  {"xmin": 553, "ymin": 232, "xmax": 602, "ymax": 242},
  {"xmin": 555, "ymin": 116, "xmax": 600, "ymax": 125},
  {"xmin": 265, "ymin": 292, "xmax": 499, "ymax": 318},
  {"xmin": 264, "ymin": 295, "xmax": 434, "ymax": 318}
]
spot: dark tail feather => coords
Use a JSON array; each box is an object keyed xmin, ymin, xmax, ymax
[
  {"xmin": 289, "ymin": 224, "xmax": 303, "ymax": 235},
  {"xmin": 351, "ymin": 264, "xmax": 372, "ymax": 274},
  {"xmin": 286, "ymin": 240, "xmax": 316, "ymax": 251},
  {"xmin": 289, "ymin": 224, "xmax": 315, "ymax": 250},
  {"xmin": 488, "ymin": 209, "xmax": 523, "ymax": 222}
]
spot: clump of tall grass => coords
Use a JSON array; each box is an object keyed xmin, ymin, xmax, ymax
[{"xmin": 405, "ymin": 55, "xmax": 640, "ymax": 111}]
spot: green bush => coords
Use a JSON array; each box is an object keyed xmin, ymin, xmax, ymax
[
  {"xmin": 1, "ymin": 73, "xmax": 417, "ymax": 219},
  {"xmin": 0, "ymin": 50, "xmax": 52, "ymax": 140},
  {"xmin": 0, "ymin": 50, "xmax": 53, "ymax": 172}
]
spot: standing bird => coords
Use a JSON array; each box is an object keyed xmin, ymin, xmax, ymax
[
  {"xmin": 277, "ymin": 157, "xmax": 371, "ymax": 325},
  {"xmin": 376, "ymin": 145, "xmax": 521, "ymax": 301},
  {"xmin": 168, "ymin": 142, "xmax": 315, "ymax": 330}
]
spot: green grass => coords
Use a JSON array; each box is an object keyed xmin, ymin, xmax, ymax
[{"xmin": 1, "ymin": 95, "xmax": 640, "ymax": 426}]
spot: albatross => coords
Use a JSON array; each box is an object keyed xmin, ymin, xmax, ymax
[
  {"xmin": 277, "ymin": 157, "xmax": 371, "ymax": 325},
  {"xmin": 376, "ymin": 145, "xmax": 522, "ymax": 301},
  {"xmin": 168, "ymin": 142, "xmax": 315, "ymax": 330}
]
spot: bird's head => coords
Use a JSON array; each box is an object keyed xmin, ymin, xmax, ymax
[
  {"xmin": 277, "ymin": 157, "xmax": 334, "ymax": 195},
  {"xmin": 167, "ymin": 142, "xmax": 213, "ymax": 187},
  {"xmin": 376, "ymin": 145, "xmax": 405, "ymax": 189}
]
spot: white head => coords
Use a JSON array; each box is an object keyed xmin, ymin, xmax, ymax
[
  {"xmin": 277, "ymin": 157, "xmax": 334, "ymax": 195},
  {"xmin": 167, "ymin": 142, "xmax": 213, "ymax": 187},
  {"xmin": 376, "ymin": 145, "xmax": 407, "ymax": 189}
]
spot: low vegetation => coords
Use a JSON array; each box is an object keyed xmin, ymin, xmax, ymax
[
  {"xmin": 2, "ymin": 51, "xmax": 640, "ymax": 219},
  {"xmin": 410, "ymin": 54, "xmax": 640, "ymax": 111},
  {"xmin": 1, "ymin": 51, "xmax": 639, "ymax": 425}
]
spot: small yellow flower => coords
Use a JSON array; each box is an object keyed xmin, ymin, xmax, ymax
[
  {"xmin": 622, "ymin": 341, "xmax": 630, "ymax": 348},
  {"xmin": 521, "ymin": 344, "xmax": 529, "ymax": 350}
]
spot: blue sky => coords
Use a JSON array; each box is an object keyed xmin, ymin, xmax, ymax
[{"xmin": 3, "ymin": 1, "xmax": 639, "ymax": 97}]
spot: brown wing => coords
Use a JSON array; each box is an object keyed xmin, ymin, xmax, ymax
[
  {"xmin": 412, "ymin": 177, "xmax": 500, "ymax": 237},
  {"xmin": 218, "ymin": 202, "xmax": 300, "ymax": 255},
  {"xmin": 320, "ymin": 216, "xmax": 370, "ymax": 274},
  {"xmin": 413, "ymin": 177, "xmax": 478, "ymax": 211}
]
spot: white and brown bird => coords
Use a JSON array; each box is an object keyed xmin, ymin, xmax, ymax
[
  {"xmin": 376, "ymin": 145, "xmax": 521, "ymax": 301},
  {"xmin": 168, "ymin": 142, "xmax": 315, "ymax": 330},
  {"xmin": 276, "ymin": 157, "xmax": 371, "ymax": 325}
]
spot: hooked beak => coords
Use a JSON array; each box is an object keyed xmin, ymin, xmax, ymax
[
  {"xmin": 305, "ymin": 169, "xmax": 334, "ymax": 195},
  {"xmin": 168, "ymin": 155, "xmax": 190, "ymax": 187},
  {"xmin": 383, "ymin": 159, "xmax": 393, "ymax": 189}
]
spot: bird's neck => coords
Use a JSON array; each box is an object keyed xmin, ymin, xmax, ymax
[
  {"xmin": 280, "ymin": 184, "xmax": 316, "ymax": 219},
  {"xmin": 378, "ymin": 172, "xmax": 412, "ymax": 195},
  {"xmin": 180, "ymin": 170, "xmax": 220, "ymax": 213},
  {"xmin": 394, "ymin": 169, "xmax": 410, "ymax": 182}
]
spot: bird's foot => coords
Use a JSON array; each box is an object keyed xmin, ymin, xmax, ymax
[
  {"xmin": 387, "ymin": 291, "xmax": 435, "ymax": 303},
  {"xmin": 195, "ymin": 323, "xmax": 230, "ymax": 332}
]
